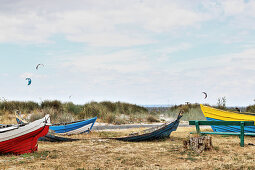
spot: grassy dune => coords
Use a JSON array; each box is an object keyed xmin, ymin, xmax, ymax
[
  {"xmin": 162, "ymin": 104, "xmax": 206, "ymax": 121},
  {"xmin": 0, "ymin": 100, "xmax": 201, "ymax": 124},
  {"xmin": 0, "ymin": 100, "xmax": 153, "ymax": 124},
  {"xmin": 1, "ymin": 100, "xmax": 254, "ymax": 124}
]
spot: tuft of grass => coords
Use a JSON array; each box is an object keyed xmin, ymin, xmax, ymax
[
  {"xmin": 64, "ymin": 102, "xmax": 83, "ymax": 114},
  {"xmin": 247, "ymin": 104, "xmax": 255, "ymax": 113},
  {"xmin": 162, "ymin": 105, "xmax": 206, "ymax": 121},
  {"xmin": 0, "ymin": 101, "xmax": 39, "ymax": 112},
  {"xmin": 78, "ymin": 101, "xmax": 149, "ymax": 124},
  {"xmin": 29, "ymin": 112, "xmax": 45, "ymax": 122},
  {"xmin": 41, "ymin": 100, "xmax": 62, "ymax": 111},
  {"xmin": 146, "ymin": 115, "xmax": 160, "ymax": 123},
  {"xmin": 104, "ymin": 113, "xmax": 116, "ymax": 124},
  {"xmin": 52, "ymin": 112, "xmax": 75, "ymax": 123}
]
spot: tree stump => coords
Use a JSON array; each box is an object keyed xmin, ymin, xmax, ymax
[{"xmin": 183, "ymin": 136, "xmax": 213, "ymax": 153}]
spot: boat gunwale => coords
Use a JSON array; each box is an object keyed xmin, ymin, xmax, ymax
[
  {"xmin": 115, "ymin": 114, "xmax": 182, "ymax": 140},
  {"xmin": 201, "ymin": 104, "xmax": 255, "ymax": 116},
  {"xmin": 51, "ymin": 117, "xmax": 97, "ymax": 126}
]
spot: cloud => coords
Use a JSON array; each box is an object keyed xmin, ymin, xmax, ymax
[
  {"xmin": 1, "ymin": 0, "xmax": 255, "ymax": 105},
  {"xmin": 66, "ymin": 33, "xmax": 155, "ymax": 47},
  {"xmin": 0, "ymin": 0, "xmax": 254, "ymax": 47},
  {"xmin": 1, "ymin": 73, "xmax": 9, "ymax": 77},
  {"xmin": 169, "ymin": 48, "xmax": 255, "ymax": 105},
  {"xmin": 155, "ymin": 43, "xmax": 192, "ymax": 62},
  {"xmin": 62, "ymin": 49, "xmax": 152, "ymax": 73},
  {"xmin": 221, "ymin": 0, "xmax": 246, "ymax": 16},
  {"xmin": 20, "ymin": 72, "xmax": 48, "ymax": 79},
  {"xmin": 0, "ymin": 0, "xmax": 208, "ymax": 46}
]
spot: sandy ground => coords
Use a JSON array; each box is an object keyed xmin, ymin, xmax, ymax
[{"xmin": 1, "ymin": 127, "xmax": 255, "ymax": 169}]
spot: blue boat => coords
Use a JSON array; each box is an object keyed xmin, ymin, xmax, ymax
[
  {"xmin": 16, "ymin": 113, "xmax": 97, "ymax": 135},
  {"xmin": 50, "ymin": 117, "xmax": 97, "ymax": 135},
  {"xmin": 114, "ymin": 114, "xmax": 182, "ymax": 142}
]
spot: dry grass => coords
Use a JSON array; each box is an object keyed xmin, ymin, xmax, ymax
[
  {"xmin": 0, "ymin": 112, "xmax": 17, "ymax": 124},
  {"xmin": 1, "ymin": 127, "xmax": 255, "ymax": 169}
]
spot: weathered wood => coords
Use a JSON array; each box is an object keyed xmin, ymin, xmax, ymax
[{"xmin": 183, "ymin": 136, "xmax": 213, "ymax": 153}]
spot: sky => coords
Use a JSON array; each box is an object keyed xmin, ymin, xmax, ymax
[{"xmin": 0, "ymin": 0, "xmax": 255, "ymax": 106}]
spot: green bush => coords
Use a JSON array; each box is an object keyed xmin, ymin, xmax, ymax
[
  {"xmin": 41, "ymin": 100, "xmax": 62, "ymax": 110},
  {"xmin": 100, "ymin": 101, "xmax": 116, "ymax": 112},
  {"xmin": 246, "ymin": 105, "xmax": 255, "ymax": 113},
  {"xmin": 0, "ymin": 101, "xmax": 39, "ymax": 112},
  {"xmin": 79, "ymin": 101, "xmax": 148, "ymax": 119},
  {"xmin": 80, "ymin": 102, "xmax": 101, "ymax": 119},
  {"xmin": 115, "ymin": 101, "xmax": 148, "ymax": 115},
  {"xmin": 0, "ymin": 100, "xmax": 149, "ymax": 124},
  {"xmin": 64, "ymin": 102, "xmax": 83, "ymax": 114}
]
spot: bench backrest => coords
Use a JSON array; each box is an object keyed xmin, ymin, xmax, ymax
[{"xmin": 189, "ymin": 120, "xmax": 254, "ymax": 126}]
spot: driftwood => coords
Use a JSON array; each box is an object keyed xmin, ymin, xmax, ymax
[{"xmin": 183, "ymin": 136, "xmax": 213, "ymax": 153}]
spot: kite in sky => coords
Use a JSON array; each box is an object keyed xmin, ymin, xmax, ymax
[
  {"xmin": 26, "ymin": 78, "xmax": 32, "ymax": 86},
  {"xmin": 202, "ymin": 92, "xmax": 207, "ymax": 99},
  {"xmin": 36, "ymin": 64, "xmax": 44, "ymax": 70}
]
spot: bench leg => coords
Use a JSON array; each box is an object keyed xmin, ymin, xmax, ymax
[
  {"xmin": 195, "ymin": 121, "xmax": 201, "ymax": 135},
  {"xmin": 240, "ymin": 122, "xmax": 244, "ymax": 147}
]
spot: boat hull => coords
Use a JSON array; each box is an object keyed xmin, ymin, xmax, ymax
[
  {"xmin": 16, "ymin": 115, "xmax": 97, "ymax": 135},
  {"xmin": 38, "ymin": 134, "xmax": 79, "ymax": 142},
  {"xmin": 49, "ymin": 117, "xmax": 97, "ymax": 135},
  {"xmin": 200, "ymin": 104, "xmax": 255, "ymax": 133},
  {"xmin": 115, "ymin": 115, "xmax": 182, "ymax": 142},
  {"xmin": 0, "ymin": 115, "xmax": 50, "ymax": 154}
]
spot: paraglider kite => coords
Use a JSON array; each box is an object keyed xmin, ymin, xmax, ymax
[
  {"xmin": 36, "ymin": 64, "xmax": 44, "ymax": 70},
  {"xmin": 26, "ymin": 78, "xmax": 32, "ymax": 86},
  {"xmin": 202, "ymin": 92, "xmax": 207, "ymax": 99}
]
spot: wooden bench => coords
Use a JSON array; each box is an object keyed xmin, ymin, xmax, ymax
[{"xmin": 189, "ymin": 120, "xmax": 255, "ymax": 147}]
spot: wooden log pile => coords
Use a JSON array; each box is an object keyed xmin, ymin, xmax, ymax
[{"xmin": 183, "ymin": 136, "xmax": 213, "ymax": 153}]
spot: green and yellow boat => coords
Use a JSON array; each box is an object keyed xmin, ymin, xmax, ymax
[{"xmin": 200, "ymin": 104, "xmax": 255, "ymax": 133}]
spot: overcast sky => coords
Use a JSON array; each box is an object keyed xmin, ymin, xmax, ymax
[{"xmin": 0, "ymin": 0, "xmax": 255, "ymax": 106}]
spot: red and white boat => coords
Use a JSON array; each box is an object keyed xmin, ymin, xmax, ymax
[{"xmin": 0, "ymin": 114, "xmax": 50, "ymax": 154}]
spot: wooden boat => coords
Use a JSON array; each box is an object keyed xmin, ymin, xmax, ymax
[
  {"xmin": 200, "ymin": 104, "xmax": 255, "ymax": 133},
  {"xmin": 16, "ymin": 113, "xmax": 97, "ymax": 135},
  {"xmin": 38, "ymin": 134, "xmax": 79, "ymax": 142},
  {"xmin": 114, "ymin": 114, "xmax": 182, "ymax": 142},
  {"xmin": 49, "ymin": 117, "xmax": 97, "ymax": 135},
  {"xmin": 0, "ymin": 115, "xmax": 50, "ymax": 154}
]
